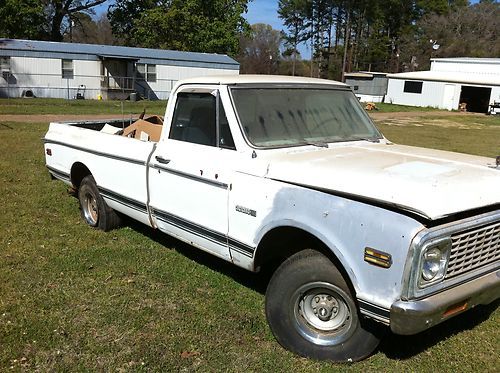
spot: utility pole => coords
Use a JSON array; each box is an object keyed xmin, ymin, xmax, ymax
[{"xmin": 341, "ymin": 11, "xmax": 350, "ymax": 82}]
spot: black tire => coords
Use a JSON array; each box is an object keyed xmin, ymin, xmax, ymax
[
  {"xmin": 78, "ymin": 175, "xmax": 121, "ymax": 231},
  {"xmin": 265, "ymin": 249, "xmax": 381, "ymax": 362}
]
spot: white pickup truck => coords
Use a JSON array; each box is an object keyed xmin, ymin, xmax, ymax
[{"xmin": 44, "ymin": 75, "xmax": 499, "ymax": 362}]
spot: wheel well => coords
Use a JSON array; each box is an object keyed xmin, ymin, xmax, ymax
[
  {"xmin": 70, "ymin": 162, "xmax": 91, "ymax": 189},
  {"xmin": 254, "ymin": 226, "xmax": 355, "ymax": 293}
]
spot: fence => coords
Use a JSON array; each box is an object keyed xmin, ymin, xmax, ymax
[{"xmin": 0, "ymin": 72, "xmax": 176, "ymax": 100}]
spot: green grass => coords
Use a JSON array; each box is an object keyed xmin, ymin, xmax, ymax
[
  {"xmin": 0, "ymin": 99, "xmax": 440, "ymax": 116},
  {"xmin": 0, "ymin": 112, "xmax": 499, "ymax": 371},
  {"xmin": 371, "ymin": 103, "xmax": 441, "ymax": 112},
  {"xmin": 374, "ymin": 114, "xmax": 500, "ymax": 158},
  {"xmin": 0, "ymin": 98, "xmax": 167, "ymax": 116}
]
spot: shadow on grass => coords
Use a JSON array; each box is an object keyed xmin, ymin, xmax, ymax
[
  {"xmin": 377, "ymin": 299, "xmax": 499, "ymax": 359},
  {"xmin": 122, "ymin": 216, "xmax": 499, "ymax": 360},
  {"xmin": 124, "ymin": 218, "xmax": 271, "ymax": 294}
]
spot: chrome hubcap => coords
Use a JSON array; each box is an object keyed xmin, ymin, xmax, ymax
[
  {"xmin": 83, "ymin": 192, "xmax": 98, "ymax": 225},
  {"xmin": 293, "ymin": 282, "xmax": 354, "ymax": 346}
]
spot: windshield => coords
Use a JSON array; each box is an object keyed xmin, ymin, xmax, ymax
[{"xmin": 230, "ymin": 87, "xmax": 382, "ymax": 148}]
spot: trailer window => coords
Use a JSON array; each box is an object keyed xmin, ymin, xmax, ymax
[
  {"xmin": 403, "ymin": 81, "xmax": 423, "ymax": 94},
  {"xmin": 136, "ymin": 63, "xmax": 156, "ymax": 83},
  {"xmin": 62, "ymin": 59, "xmax": 74, "ymax": 79},
  {"xmin": 0, "ymin": 57, "xmax": 10, "ymax": 72}
]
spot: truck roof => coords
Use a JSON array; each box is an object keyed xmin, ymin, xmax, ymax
[{"xmin": 176, "ymin": 74, "xmax": 348, "ymax": 87}]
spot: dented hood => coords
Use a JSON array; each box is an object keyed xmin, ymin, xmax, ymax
[{"xmin": 263, "ymin": 142, "xmax": 500, "ymax": 220}]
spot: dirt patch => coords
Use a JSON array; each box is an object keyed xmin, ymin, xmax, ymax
[{"xmin": 368, "ymin": 111, "xmax": 481, "ymax": 121}]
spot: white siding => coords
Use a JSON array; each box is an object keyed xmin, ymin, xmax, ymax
[
  {"xmin": 137, "ymin": 64, "xmax": 238, "ymax": 100},
  {"xmin": 2, "ymin": 56, "xmax": 102, "ymax": 99},
  {"xmin": 490, "ymin": 86, "xmax": 500, "ymax": 104},
  {"xmin": 431, "ymin": 59, "xmax": 500, "ymax": 75},
  {"xmin": 354, "ymin": 94, "xmax": 385, "ymax": 103},
  {"xmin": 385, "ymin": 79, "xmax": 458, "ymax": 109},
  {"xmin": 386, "ymin": 79, "xmax": 500, "ymax": 111},
  {"xmin": 1, "ymin": 55, "xmax": 238, "ymax": 100}
]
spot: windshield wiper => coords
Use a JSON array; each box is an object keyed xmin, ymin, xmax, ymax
[
  {"xmin": 303, "ymin": 141, "xmax": 329, "ymax": 148},
  {"xmin": 352, "ymin": 137, "xmax": 381, "ymax": 143}
]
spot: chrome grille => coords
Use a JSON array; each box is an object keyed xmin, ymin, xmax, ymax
[{"xmin": 446, "ymin": 221, "xmax": 500, "ymax": 279}]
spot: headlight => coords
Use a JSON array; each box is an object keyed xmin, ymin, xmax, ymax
[{"xmin": 418, "ymin": 238, "xmax": 451, "ymax": 288}]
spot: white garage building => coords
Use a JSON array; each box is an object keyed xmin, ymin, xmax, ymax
[
  {"xmin": 0, "ymin": 39, "xmax": 239, "ymax": 100},
  {"xmin": 385, "ymin": 58, "xmax": 500, "ymax": 113}
]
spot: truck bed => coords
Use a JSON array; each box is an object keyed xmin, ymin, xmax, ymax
[{"xmin": 59, "ymin": 115, "xmax": 164, "ymax": 142}]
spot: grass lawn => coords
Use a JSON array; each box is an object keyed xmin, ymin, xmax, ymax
[
  {"xmin": 0, "ymin": 110, "xmax": 499, "ymax": 371},
  {"xmin": 373, "ymin": 113, "xmax": 500, "ymax": 158},
  {"xmin": 0, "ymin": 98, "xmax": 167, "ymax": 116}
]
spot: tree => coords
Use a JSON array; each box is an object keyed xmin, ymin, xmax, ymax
[
  {"xmin": 63, "ymin": 13, "xmax": 119, "ymax": 45},
  {"xmin": 238, "ymin": 23, "xmax": 282, "ymax": 74},
  {"xmin": 0, "ymin": 0, "xmax": 107, "ymax": 41},
  {"xmin": 107, "ymin": 0, "xmax": 158, "ymax": 46},
  {"xmin": 0, "ymin": 0, "xmax": 46, "ymax": 39},
  {"xmin": 399, "ymin": 2, "xmax": 500, "ymax": 70},
  {"xmin": 109, "ymin": 0, "xmax": 250, "ymax": 56},
  {"xmin": 278, "ymin": 0, "xmax": 309, "ymax": 75},
  {"xmin": 45, "ymin": 0, "xmax": 108, "ymax": 41}
]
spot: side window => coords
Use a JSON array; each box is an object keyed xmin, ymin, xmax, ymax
[
  {"xmin": 136, "ymin": 63, "xmax": 145, "ymax": 80},
  {"xmin": 146, "ymin": 64, "xmax": 156, "ymax": 82},
  {"xmin": 1, "ymin": 57, "xmax": 10, "ymax": 73},
  {"xmin": 169, "ymin": 92, "xmax": 235, "ymax": 150},
  {"xmin": 62, "ymin": 59, "xmax": 73, "ymax": 79},
  {"xmin": 136, "ymin": 63, "xmax": 156, "ymax": 82}
]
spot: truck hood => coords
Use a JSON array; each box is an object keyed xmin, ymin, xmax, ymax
[{"xmin": 263, "ymin": 142, "xmax": 500, "ymax": 221}]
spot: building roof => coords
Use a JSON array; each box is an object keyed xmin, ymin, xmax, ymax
[
  {"xmin": 431, "ymin": 57, "xmax": 500, "ymax": 65},
  {"xmin": 175, "ymin": 74, "xmax": 347, "ymax": 87},
  {"xmin": 344, "ymin": 72, "xmax": 388, "ymax": 78},
  {"xmin": 387, "ymin": 70, "xmax": 500, "ymax": 86},
  {"xmin": 0, "ymin": 38, "xmax": 239, "ymax": 69}
]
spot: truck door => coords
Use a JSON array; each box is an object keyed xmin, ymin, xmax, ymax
[{"xmin": 148, "ymin": 88, "xmax": 237, "ymax": 260}]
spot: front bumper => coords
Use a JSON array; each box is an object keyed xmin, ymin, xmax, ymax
[{"xmin": 390, "ymin": 269, "xmax": 500, "ymax": 335}]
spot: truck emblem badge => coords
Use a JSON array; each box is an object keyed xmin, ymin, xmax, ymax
[{"xmin": 235, "ymin": 205, "xmax": 257, "ymax": 217}]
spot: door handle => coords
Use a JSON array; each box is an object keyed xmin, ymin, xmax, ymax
[{"xmin": 155, "ymin": 156, "xmax": 171, "ymax": 164}]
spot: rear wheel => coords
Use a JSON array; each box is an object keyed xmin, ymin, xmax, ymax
[
  {"xmin": 78, "ymin": 175, "xmax": 121, "ymax": 231},
  {"xmin": 265, "ymin": 249, "xmax": 381, "ymax": 361}
]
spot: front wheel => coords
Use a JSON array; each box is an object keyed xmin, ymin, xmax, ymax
[{"xmin": 265, "ymin": 249, "xmax": 381, "ymax": 361}]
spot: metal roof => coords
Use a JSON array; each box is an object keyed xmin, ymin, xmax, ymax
[
  {"xmin": 387, "ymin": 71, "xmax": 500, "ymax": 86},
  {"xmin": 344, "ymin": 72, "xmax": 388, "ymax": 78},
  {"xmin": 344, "ymin": 73, "xmax": 374, "ymax": 78},
  {"xmin": 431, "ymin": 57, "xmax": 500, "ymax": 65},
  {"xmin": 0, "ymin": 38, "xmax": 239, "ymax": 68}
]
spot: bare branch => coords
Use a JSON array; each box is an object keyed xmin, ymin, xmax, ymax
[{"xmin": 68, "ymin": 0, "xmax": 107, "ymax": 14}]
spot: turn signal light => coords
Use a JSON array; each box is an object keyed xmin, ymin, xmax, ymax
[
  {"xmin": 364, "ymin": 247, "xmax": 392, "ymax": 268},
  {"xmin": 443, "ymin": 300, "xmax": 468, "ymax": 318}
]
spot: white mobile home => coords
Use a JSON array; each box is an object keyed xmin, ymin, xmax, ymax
[
  {"xmin": 344, "ymin": 72, "xmax": 388, "ymax": 103},
  {"xmin": 0, "ymin": 39, "xmax": 239, "ymax": 100},
  {"xmin": 385, "ymin": 58, "xmax": 500, "ymax": 113}
]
